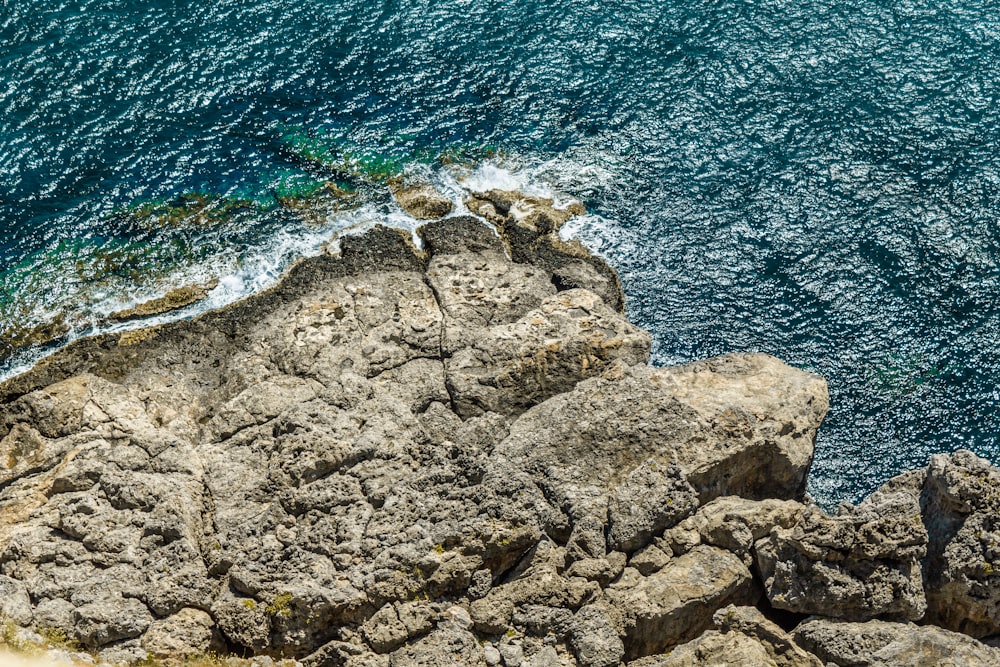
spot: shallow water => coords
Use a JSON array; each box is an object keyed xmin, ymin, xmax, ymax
[{"xmin": 2, "ymin": 0, "xmax": 999, "ymax": 506}]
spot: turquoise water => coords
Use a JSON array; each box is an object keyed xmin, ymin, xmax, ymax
[{"xmin": 2, "ymin": 0, "xmax": 999, "ymax": 506}]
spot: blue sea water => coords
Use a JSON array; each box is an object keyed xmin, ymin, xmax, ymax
[{"xmin": 2, "ymin": 0, "xmax": 999, "ymax": 507}]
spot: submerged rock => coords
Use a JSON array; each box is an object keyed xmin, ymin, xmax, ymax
[
  {"xmin": 392, "ymin": 183, "xmax": 454, "ymax": 220},
  {"xmin": 108, "ymin": 282, "xmax": 218, "ymax": 323}
]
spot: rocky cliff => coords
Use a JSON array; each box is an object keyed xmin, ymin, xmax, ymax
[{"xmin": 1, "ymin": 189, "xmax": 999, "ymax": 666}]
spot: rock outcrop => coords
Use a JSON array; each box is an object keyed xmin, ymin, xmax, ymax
[{"xmin": 1, "ymin": 188, "xmax": 999, "ymax": 666}]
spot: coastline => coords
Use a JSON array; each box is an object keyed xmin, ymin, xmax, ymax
[{"xmin": 1, "ymin": 189, "xmax": 999, "ymax": 666}]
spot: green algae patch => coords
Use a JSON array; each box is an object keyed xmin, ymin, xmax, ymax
[
  {"xmin": 0, "ymin": 316, "xmax": 70, "ymax": 364},
  {"xmin": 116, "ymin": 193, "xmax": 255, "ymax": 231},
  {"xmin": 276, "ymin": 181, "xmax": 362, "ymax": 225},
  {"xmin": 278, "ymin": 126, "xmax": 408, "ymax": 183}
]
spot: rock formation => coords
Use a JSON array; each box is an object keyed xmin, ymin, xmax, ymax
[{"xmin": 1, "ymin": 188, "xmax": 999, "ymax": 666}]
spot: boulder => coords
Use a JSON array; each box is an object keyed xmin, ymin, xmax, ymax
[
  {"xmin": 392, "ymin": 183, "xmax": 454, "ymax": 220},
  {"xmin": 141, "ymin": 607, "xmax": 219, "ymax": 659},
  {"xmin": 606, "ymin": 545, "xmax": 757, "ymax": 658},
  {"xmin": 793, "ymin": 617, "xmax": 1000, "ymax": 666},
  {"xmin": 755, "ymin": 489, "xmax": 927, "ymax": 621},
  {"xmin": 918, "ymin": 450, "xmax": 1000, "ymax": 637}
]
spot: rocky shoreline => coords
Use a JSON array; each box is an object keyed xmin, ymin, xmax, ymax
[{"xmin": 1, "ymin": 188, "xmax": 999, "ymax": 666}]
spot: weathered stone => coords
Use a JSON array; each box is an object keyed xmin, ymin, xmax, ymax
[
  {"xmin": 141, "ymin": 607, "xmax": 218, "ymax": 659},
  {"xmin": 633, "ymin": 630, "xmax": 778, "ymax": 666},
  {"xmin": 0, "ymin": 209, "xmax": 838, "ymax": 666},
  {"xmin": 607, "ymin": 460, "xmax": 698, "ymax": 554},
  {"xmin": 388, "ymin": 624, "xmax": 485, "ymax": 666},
  {"xmin": 793, "ymin": 617, "xmax": 1000, "ymax": 666},
  {"xmin": 690, "ymin": 496, "xmax": 806, "ymax": 558},
  {"xmin": 392, "ymin": 184, "xmax": 454, "ymax": 220},
  {"xmin": 755, "ymin": 489, "xmax": 927, "ymax": 621},
  {"xmin": 567, "ymin": 603, "xmax": 624, "ymax": 667},
  {"xmin": 606, "ymin": 545, "xmax": 756, "ymax": 659},
  {"xmin": 713, "ymin": 606, "xmax": 823, "ymax": 667},
  {"xmin": 629, "ymin": 545, "xmax": 672, "ymax": 576},
  {"xmin": 109, "ymin": 282, "xmax": 217, "ymax": 323},
  {"xmin": 72, "ymin": 596, "xmax": 153, "ymax": 648},
  {"xmin": 442, "ymin": 289, "xmax": 651, "ymax": 418},
  {"xmin": 0, "ymin": 575, "xmax": 33, "ymax": 626},
  {"xmin": 918, "ymin": 450, "xmax": 1000, "ymax": 637}
]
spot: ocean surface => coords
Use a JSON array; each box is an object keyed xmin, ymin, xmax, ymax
[{"xmin": 2, "ymin": 0, "xmax": 998, "ymax": 507}]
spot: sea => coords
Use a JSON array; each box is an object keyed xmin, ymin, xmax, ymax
[{"xmin": 2, "ymin": 0, "xmax": 998, "ymax": 508}]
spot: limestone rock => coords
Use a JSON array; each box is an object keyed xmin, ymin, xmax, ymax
[
  {"xmin": 918, "ymin": 450, "xmax": 1000, "ymax": 637},
  {"xmin": 141, "ymin": 607, "xmax": 218, "ymax": 659},
  {"xmin": 392, "ymin": 183, "xmax": 454, "ymax": 220},
  {"xmin": 632, "ymin": 630, "xmax": 778, "ymax": 666},
  {"xmin": 607, "ymin": 460, "xmax": 698, "ymax": 554},
  {"xmin": 567, "ymin": 603, "xmax": 625, "ymax": 667},
  {"xmin": 606, "ymin": 545, "xmax": 756, "ymax": 659},
  {"xmin": 713, "ymin": 606, "xmax": 822, "ymax": 667},
  {"xmin": 793, "ymin": 617, "xmax": 1000, "ymax": 666},
  {"xmin": 464, "ymin": 189, "xmax": 624, "ymax": 311},
  {"xmin": 109, "ymin": 282, "xmax": 217, "ymax": 323},
  {"xmin": 689, "ymin": 496, "xmax": 806, "ymax": 558},
  {"xmin": 755, "ymin": 489, "xmax": 927, "ymax": 621},
  {"xmin": 442, "ymin": 288, "xmax": 651, "ymax": 418},
  {"xmin": 0, "ymin": 211, "xmax": 836, "ymax": 665},
  {"xmin": 496, "ymin": 354, "xmax": 827, "ymax": 551}
]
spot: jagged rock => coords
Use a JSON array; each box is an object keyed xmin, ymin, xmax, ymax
[
  {"xmin": 441, "ymin": 288, "xmax": 651, "ymax": 418},
  {"xmin": 689, "ymin": 496, "xmax": 806, "ymax": 559},
  {"xmin": 392, "ymin": 183, "xmax": 454, "ymax": 220},
  {"xmin": 0, "ymin": 575, "xmax": 33, "ymax": 626},
  {"xmin": 388, "ymin": 623, "xmax": 484, "ymax": 666},
  {"xmin": 108, "ymin": 282, "xmax": 218, "ymax": 323},
  {"xmin": 465, "ymin": 189, "xmax": 623, "ymax": 311},
  {"xmin": 918, "ymin": 450, "xmax": 1000, "ymax": 637},
  {"xmin": 0, "ymin": 207, "xmax": 838, "ymax": 666},
  {"xmin": 630, "ymin": 632, "xmax": 779, "ymax": 667},
  {"xmin": 606, "ymin": 545, "xmax": 757, "ymax": 659},
  {"xmin": 713, "ymin": 606, "xmax": 823, "ymax": 666},
  {"xmin": 793, "ymin": 617, "xmax": 1000, "ymax": 666},
  {"xmin": 141, "ymin": 607, "xmax": 219, "ymax": 659},
  {"xmin": 755, "ymin": 488, "xmax": 927, "ymax": 621},
  {"xmin": 73, "ymin": 596, "xmax": 153, "ymax": 648},
  {"xmin": 628, "ymin": 545, "xmax": 672, "ymax": 576},
  {"xmin": 361, "ymin": 602, "xmax": 438, "ymax": 654},
  {"xmin": 567, "ymin": 603, "xmax": 625, "ymax": 667},
  {"xmin": 470, "ymin": 540, "xmax": 599, "ymax": 635},
  {"xmin": 496, "ymin": 354, "xmax": 827, "ymax": 551},
  {"xmin": 607, "ymin": 460, "xmax": 698, "ymax": 554}
]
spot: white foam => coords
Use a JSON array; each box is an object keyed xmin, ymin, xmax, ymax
[{"xmin": 1, "ymin": 154, "xmax": 626, "ymax": 385}]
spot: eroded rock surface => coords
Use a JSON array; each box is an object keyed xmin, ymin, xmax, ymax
[
  {"xmin": 4, "ymin": 196, "xmax": 997, "ymax": 666},
  {"xmin": 793, "ymin": 617, "xmax": 1000, "ymax": 667}
]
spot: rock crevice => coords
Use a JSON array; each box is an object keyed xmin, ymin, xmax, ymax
[{"xmin": 0, "ymin": 189, "xmax": 998, "ymax": 666}]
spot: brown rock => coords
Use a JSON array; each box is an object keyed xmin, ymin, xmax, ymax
[{"xmin": 392, "ymin": 183, "xmax": 454, "ymax": 220}]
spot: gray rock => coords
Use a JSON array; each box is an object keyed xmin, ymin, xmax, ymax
[
  {"xmin": 73, "ymin": 596, "xmax": 152, "ymax": 648},
  {"xmin": 919, "ymin": 450, "xmax": 1000, "ymax": 638},
  {"xmin": 606, "ymin": 545, "xmax": 757, "ymax": 659},
  {"xmin": 392, "ymin": 184, "xmax": 454, "ymax": 220},
  {"xmin": 0, "ymin": 209, "xmax": 834, "ymax": 665},
  {"xmin": 607, "ymin": 460, "xmax": 698, "ymax": 554},
  {"xmin": 689, "ymin": 496, "xmax": 806, "ymax": 558},
  {"xmin": 0, "ymin": 575, "xmax": 33, "ymax": 625},
  {"xmin": 755, "ymin": 490, "xmax": 927, "ymax": 621},
  {"xmin": 713, "ymin": 605, "xmax": 823, "ymax": 666},
  {"xmin": 567, "ymin": 604, "xmax": 624, "ymax": 667},
  {"xmin": 793, "ymin": 617, "xmax": 1000, "ymax": 666},
  {"xmin": 141, "ymin": 607, "xmax": 218, "ymax": 659}
]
